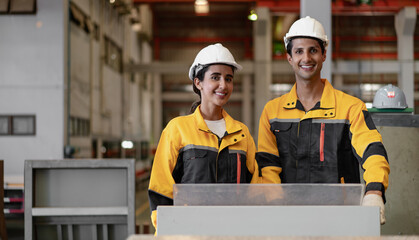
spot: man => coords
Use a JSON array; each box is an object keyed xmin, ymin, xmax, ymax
[{"xmin": 256, "ymin": 16, "xmax": 390, "ymax": 224}]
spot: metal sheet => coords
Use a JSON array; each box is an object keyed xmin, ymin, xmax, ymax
[
  {"xmin": 157, "ymin": 206, "xmax": 380, "ymax": 236},
  {"xmin": 173, "ymin": 184, "xmax": 364, "ymax": 206},
  {"xmin": 372, "ymin": 114, "xmax": 419, "ymax": 127}
]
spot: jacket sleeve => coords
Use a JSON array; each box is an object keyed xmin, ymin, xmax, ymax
[
  {"xmin": 148, "ymin": 122, "xmax": 180, "ymax": 228},
  {"xmin": 349, "ymin": 103, "xmax": 390, "ymax": 196},
  {"xmin": 256, "ymin": 103, "xmax": 282, "ymax": 183}
]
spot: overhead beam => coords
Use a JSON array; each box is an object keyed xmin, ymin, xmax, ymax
[
  {"xmin": 133, "ymin": 0, "xmax": 255, "ymax": 3},
  {"xmin": 257, "ymin": 0, "xmax": 419, "ymax": 14}
]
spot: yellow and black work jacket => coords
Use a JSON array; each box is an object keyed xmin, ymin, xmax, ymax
[
  {"xmin": 257, "ymin": 79, "xmax": 389, "ymax": 197},
  {"xmin": 149, "ymin": 106, "xmax": 259, "ymax": 228}
]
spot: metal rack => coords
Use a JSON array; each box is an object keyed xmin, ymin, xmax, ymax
[
  {"xmin": 1, "ymin": 160, "xmax": 8, "ymax": 240},
  {"xmin": 24, "ymin": 159, "xmax": 135, "ymax": 240}
]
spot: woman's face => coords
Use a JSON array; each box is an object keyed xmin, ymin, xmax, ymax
[{"xmin": 194, "ymin": 64, "xmax": 234, "ymax": 110}]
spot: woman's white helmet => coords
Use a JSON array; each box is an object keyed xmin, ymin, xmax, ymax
[
  {"xmin": 284, "ymin": 16, "xmax": 329, "ymax": 49},
  {"xmin": 373, "ymin": 84, "xmax": 408, "ymax": 109},
  {"xmin": 188, "ymin": 43, "xmax": 242, "ymax": 80}
]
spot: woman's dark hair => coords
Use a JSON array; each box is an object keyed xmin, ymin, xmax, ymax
[
  {"xmin": 189, "ymin": 63, "xmax": 235, "ymax": 113},
  {"xmin": 286, "ymin": 36, "xmax": 326, "ymax": 56},
  {"xmin": 189, "ymin": 64, "xmax": 209, "ymax": 113}
]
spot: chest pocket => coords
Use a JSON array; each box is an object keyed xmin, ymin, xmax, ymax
[
  {"xmin": 272, "ymin": 122, "xmax": 293, "ymax": 155},
  {"xmin": 182, "ymin": 149, "xmax": 212, "ymax": 183}
]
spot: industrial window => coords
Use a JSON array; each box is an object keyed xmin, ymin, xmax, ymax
[
  {"xmin": 0, "ymin": 115, "xmax": 36, "ymax": 136},
  {"xmin": 104, "ymin": 36, "xmax": 123, "ymax": 73},
  {"xmin": 70, "ymin": 117, "xmax": 90, "ymax": 137},
  {"xmin": 0, "ymin": 0, "xmax": 37, "ymax": 14},
  {"xmin": 0, "ymin": 116, "xmax": 9, "ymax": 135}
]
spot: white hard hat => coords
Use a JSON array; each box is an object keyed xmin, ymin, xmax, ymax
[
  {"xmin": 188, "ymin": 43, "xmax": 242, "ymax": 80},
  {"xmin": 372, "ymin": 84, "xmax": 408, "ymax": 109},
  {"xmin": 284, "ymin": 16, "xmax": 329, "ymax": 49}
]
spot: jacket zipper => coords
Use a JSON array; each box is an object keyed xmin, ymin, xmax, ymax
[
  {"xmin": 236, "ymin": 152, "xmax": 241, "ymax": 184},
  {"xmin": 320, "ymin": 123, "xmax": 325, "ymax": 162},
  {"xmin": 214, "ymin": 129, "xmax": 241, "ymax": 183},
  {"xmin": 296, "ymin": 121, "xmax": 300, "ymax": 168},
  {"xmin": 216, "ymin": 136, "xmax": 221, "ymax": 183}
]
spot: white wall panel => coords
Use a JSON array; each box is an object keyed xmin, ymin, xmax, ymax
[
  {"xmin": 92, "ymin": 0, "xmax": 101, "ymax": 23},
  {"xmin": 103, "ymin": 66, "xmax": 122, "ymax": 138},
  {"xmin": 0, "ymin": 88, "xmax": 64, "ymax": 175},
  {"xmin": 141, "ymin": 76, "xmax": 152, "ymax": 141},
  {"xmin": 72, "ymin": 0, "xmax": 90, "ymax": 15},
  {"xmin": 128, "ymin": 79, "xmax": 141, "ymax": 139},
  {"xmin": 70, "ymin": 23, "xmax": 91, "ymax": 118},
  {"xmin": 91, "ymin": 39, "xmax": 102, "ymax": 135},
  {"xmin": 103, "ymin": 3, "xmax": 124, "ymax": 47},
  {"xmin": 0, "ymin": 0, "xmax": 65, "ymax": 177}
]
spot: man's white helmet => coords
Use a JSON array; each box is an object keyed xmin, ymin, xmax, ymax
[
  {"xmin": 372, "ymin": 84, "xmax": 408, "ymax": 109},
  {"xmin": 284, "ymin": 16, "xmax": 329, "ymax": 49},
  {"xmin": 188, "ymin": 43, "xmax": 242, "ymax": 80}
]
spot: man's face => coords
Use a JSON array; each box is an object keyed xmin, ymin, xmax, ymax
[{"xmin": 287, "ymin": 38, "xmax": 326, "ymax": 82}]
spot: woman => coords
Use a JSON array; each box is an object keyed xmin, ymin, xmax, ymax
[{"xmin": 148, "ymin": 43, "xmax": 260, "ymax": 230}]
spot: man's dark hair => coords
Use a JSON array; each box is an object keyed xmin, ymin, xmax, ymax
[{"xmin": 286, "ymin": 36, "xmax": 326, "ymax": 56}]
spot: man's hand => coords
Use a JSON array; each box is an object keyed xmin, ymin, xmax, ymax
[{"xmin": 362, "ymin": 191, "xmax": 385, "ymax": 225}]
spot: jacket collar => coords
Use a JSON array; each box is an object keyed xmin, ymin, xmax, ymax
[
  {"xmin": 284, "ymin": 78, "xmax": 335, "ymax": 110},
  {"xmin": 319, "ymin": 79, "xmax": 335, "ymax": 109},
  {"xmin": 193, "ymin": 106, "xmax": 242, "ymax": 134}
]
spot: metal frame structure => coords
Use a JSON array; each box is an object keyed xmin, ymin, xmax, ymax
[
  {"xmin": 24, "ymin": 159, "xmax": 135, "ymax": 240},
  {"xmin": 0, "ymin": 160, "xmax": 8, "ymax": 240},
  {"xmin": 133, "ymin": 0, "xmax": 419, "ymax": 61}
]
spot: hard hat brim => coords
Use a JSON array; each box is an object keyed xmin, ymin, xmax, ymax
[{"xmin": 188, "ymin": 62, "xmax": 242, "ymax": 80}]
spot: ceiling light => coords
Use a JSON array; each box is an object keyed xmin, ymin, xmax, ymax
[
  {"xmin": 248, "ymin": 10, "xmax": 258, "ymax": 21},
  {"xmin": 195, "ymin": 0, "xmax": 208, "ymax": 7},
  {"xmin": 195, "ymin": 0, "xmax": 209, "ymax": 15},
  {"xmin": 121, "ymin": 140, "xmax": 134, "ymax": 149}
]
